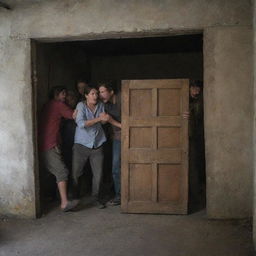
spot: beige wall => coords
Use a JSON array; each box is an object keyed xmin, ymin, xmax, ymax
[
  {"xmin": 0, "ymin": 0, "xmax": 253, "ymax": 218},
  {"xmin": 205, "ymin": 26, "xmax": 253, "ymax": 218},
  {"xmin": 0, "ymin": 36, "xmax": 35, "ymax": 217}
]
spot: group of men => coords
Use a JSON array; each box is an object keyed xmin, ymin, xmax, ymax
[
  {"xmin": 39, "ymin": 80, "xmax": 121, "ymax": 211},
  {"xmin": 39, "ymin": 79, "xmax": 204, "ymax": 212}
]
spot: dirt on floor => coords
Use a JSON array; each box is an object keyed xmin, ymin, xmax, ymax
[{"xmin": 0, "ymin": 198, "xmax": 254, "ymax": 256}]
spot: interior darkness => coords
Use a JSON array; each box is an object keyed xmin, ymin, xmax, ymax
[
  {"xmin": 57, "ymin": 34, "xmax": 203, "ymax": 55},
  {"xmin": 35, "ymin": 34, "xmax": 205, "ymax": 214}
]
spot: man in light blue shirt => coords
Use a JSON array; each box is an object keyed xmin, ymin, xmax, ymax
[
  {"xmin": 74, "ymin": 101, "xmax": 106, "ymax": 148},
  {"xmin": 72, "ymin": 87, "xmax": 110, "ymax": 209}
]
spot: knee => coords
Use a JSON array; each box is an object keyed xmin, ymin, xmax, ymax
[
  {"xmin": 72, "ymin": 170, "xmax": 82, "ymax": 184},
  {"xmin": 56, "ymin": 169, "xmax": 68, "ymax": 183}
]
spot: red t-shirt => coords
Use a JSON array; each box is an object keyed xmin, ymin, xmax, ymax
[{"xmin": 38, "ymin": 100, "xmax": 73, "ymax": 152}]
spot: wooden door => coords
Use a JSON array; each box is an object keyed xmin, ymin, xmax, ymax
[{"xmin": 121, "ymin": 79, "xmax": 189, "ymax": 214}]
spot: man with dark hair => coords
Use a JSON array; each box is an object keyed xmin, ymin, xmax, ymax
[
  {"xmin": 183, "ymin": 80, "xmax": 205, "ymax": 210},
  {"xmin": 75, "ymin": 79, "xmax": 88, "ymax": 102},
  {"xmin": 39, "ymin": 86, "xmax": 78, "ymax": 212},
  {"xmin": 99, "ymin": 82, "xmax": 122, "ymax": 206},
  {"xmin": 72, "ymin": 86, "xmax": 109, "ymax": 209}
]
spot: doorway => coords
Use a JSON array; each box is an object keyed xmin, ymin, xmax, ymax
[{"xmin": 32, "ymin": 34, "xmax": 205, "ymax": 215}]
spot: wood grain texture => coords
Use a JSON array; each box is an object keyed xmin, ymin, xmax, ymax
[{"xmin": 121, "ymin": 79, "xmax": 189, "ymax": 214}]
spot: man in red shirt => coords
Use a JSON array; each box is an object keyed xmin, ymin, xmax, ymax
[{"xmin": 39, "ymin": 86, "xmax": 78, "ymax": 212}]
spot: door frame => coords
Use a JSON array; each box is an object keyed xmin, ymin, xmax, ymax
[{"xmin": 31, "ymin": 30, "xmax": 205, "ymax": 217}]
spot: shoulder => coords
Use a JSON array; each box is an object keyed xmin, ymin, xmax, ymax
[
  {"xmin": 97, "ymin": 101, "xmax": 105, "ymax": 109},
  {"xmin": 57, "ymin": 101, "xmax": 73, "ymax": 111},
  {"xmin": 76, "ymin": 101, "xmax": 85, "ymax": 110},
  {"xmin": 103, "ymin": 101, "xmax": 113, "ymax": 110},
  {"xmin": 57, "ymin": 101, "xmax": 67, "ymax": 107},
  {"xmin": 98, "ymin": 101, "xmax": 104, "ymax": 107},
  {"xmin": 50, "ymin": 100, "xmax": 65, "ymax": 110}
]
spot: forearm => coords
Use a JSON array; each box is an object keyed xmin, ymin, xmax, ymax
[
  {"xmin": 85, "ymin": 117, "xmax": 101, "ymax": 127},
  {"xmin": 109, "ymin": 118, "xmax": 121, "ymax": 129}
]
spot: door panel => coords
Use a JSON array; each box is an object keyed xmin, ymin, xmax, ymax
[{"xmin": 121, "ymin": 79, "xmax": 189, "ymax": 214}]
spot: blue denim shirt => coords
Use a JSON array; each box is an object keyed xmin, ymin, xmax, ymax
[{"xmin": 74, "ymin": 101, "xmax": 106, "ymax": 148}]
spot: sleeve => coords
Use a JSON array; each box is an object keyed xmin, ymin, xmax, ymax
[
  {"xmin": 59, "ymin": 102, "xmax": 73, "ymax": 119},
  {"xmin": 75, "ymin": 102, "xmax": 87, "ymax": 128}
]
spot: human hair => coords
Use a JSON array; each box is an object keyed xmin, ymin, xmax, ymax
[
  {"xmin": 76, "ymin": 78, "xmax": 88, "ymax": 85},
  {"xmin": 66, "ymin": 90, "xmax": 78, "ymax": 108},
  {"xmin": 66, "ymin": 90, "xmax": 78, "ymax": 100},
  {"xmin": 48, "ymin": 86, "xmax": 66, "ymax": 99},
  {"xmin": 84, "ymin": 86, "xmax": 98, "ymax": 96},
  {"xmin": 75, "ymin": 78, "xmax": 88, "ymax": 90},
  {"xmin": 190, "ymin": 80, "xmax": 203, "ymax": 88},
  {"xmin": 97, "ymin": 81, "xmax": 113, "ymax": 93}
]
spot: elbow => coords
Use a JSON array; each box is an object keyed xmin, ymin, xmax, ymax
[{"xmin": 84, "ymin": 121, "xmax": 91, "ymax": 127}]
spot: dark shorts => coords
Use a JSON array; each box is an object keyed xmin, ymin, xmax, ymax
[{"xmin": 41, "ymin": 146, "xmax": 69, "ymax": 183}]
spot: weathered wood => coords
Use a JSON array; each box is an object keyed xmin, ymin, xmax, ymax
[
  {"xmin": 129, "ymin": 117, "xmax": 182, "ymax": 127},
  {"xmin": 121, "ymin": 79, "xmax": 189, "ymax": 214},
  {"xmin": 121, "ymin": 81, "xmax": 130, "ymax": 212},
  {"xmin": 126, "ymin": 79, "xmax": 185, "ymax": 89}
]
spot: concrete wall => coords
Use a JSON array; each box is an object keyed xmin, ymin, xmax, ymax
[
  {"xmin": 205, "ymin": 26, "xmax": 253, "ymax": 218},
  {"xmin": 0, "ymin": 0, "xmax": 253, "ymax": 218},
  {"xmin": 0, "ymin": 14, "xmax": 36, "ymax": 217},
  {"xmin": 9, "ymin": 0, "xmax": 251, "ymax": 39}
]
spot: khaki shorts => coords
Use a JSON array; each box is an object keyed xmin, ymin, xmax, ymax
[{"xmin": 41, "ymin": 146, "xmax": 69, "ymax": 183}]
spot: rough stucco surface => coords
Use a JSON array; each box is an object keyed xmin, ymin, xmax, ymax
[
  {"xmin": 0, "ymin": 35, "xmax": 35, "ymax": 217},
  {"xmin": 0, "ymin": 0, "xmax": 253, "ymax": 218},
  {"xmin": 8, "ymin": 0, "xmax": 252, "ymax": 40},
  {"xmin": 204, "ymin": 26, "xmax": 253, "ymax": 218}
]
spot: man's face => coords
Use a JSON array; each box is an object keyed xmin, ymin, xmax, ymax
[
  {"xmin": 66, "ymin": 92, "xmax": 77, "ymax": 108},
  {"xmin": 55, "ymin": 90, "xmax": 66, "ymax": 102},
  {"xmin": 77, "ymin": 82, "xmax": 87, "ymax": 96},
  {"xmin": 190, "ymin": 86, "xmax": 200, "ymax": 99},
  {"xmin": 99, "ymin": 86, "xmax": 113, "ymax": 103},
  {"xmin": 86, "ymin": 89, "xmax": 98, "ymax": 105}
]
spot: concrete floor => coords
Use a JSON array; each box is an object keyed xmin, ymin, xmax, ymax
[{"xmin": 0, "ymin": 199, "xmax": 254, "ymax": 256}]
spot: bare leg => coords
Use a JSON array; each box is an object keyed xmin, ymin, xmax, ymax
[{"xmin": 58, "ymin": 181, "xmax": 69, "ymax": 209}]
